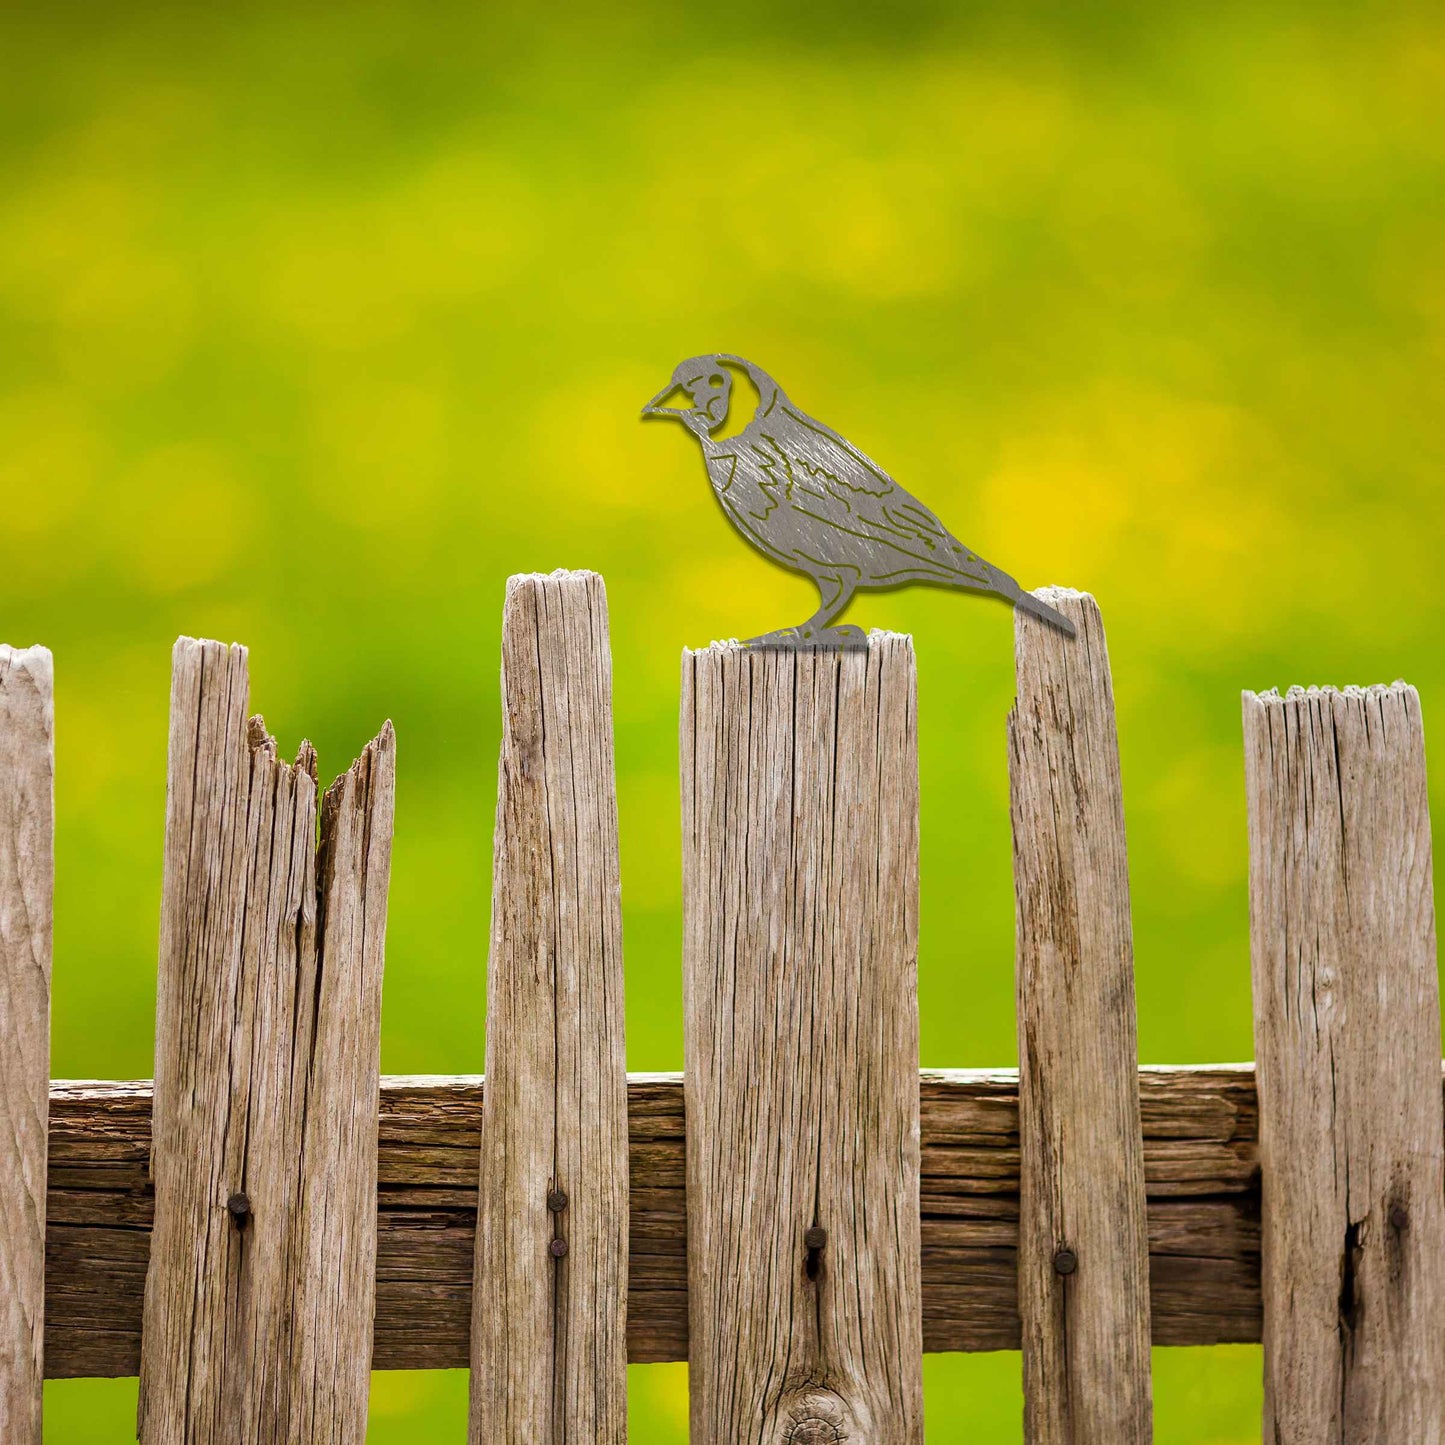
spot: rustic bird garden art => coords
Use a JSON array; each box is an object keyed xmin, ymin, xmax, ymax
[{"xmin": 643, "ymin": 353, "xmax": 1075, "ymax": 646}]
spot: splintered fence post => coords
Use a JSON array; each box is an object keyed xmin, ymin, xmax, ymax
[
  {"xmin": 468, "ymin": 572, "xmax": 629, "ymax": 1445},
  {"xmin": 1008, "ymin": 590, "xmax": 1153, "ymax": 1443},
  {"xmin": 682, "ymin": 637, "xmax": 925, "ymax": 1445},
  {"xmin": 1243, "ymin": 684, "xmax": 1445, "ymax": 1441},
  {"xmin": 0, "ymin": 647, "xmax": 53, "ymax": 1445},
  {"xmin": 138, "ymin": 639, "xmax": 394, "ymax": 1445}
]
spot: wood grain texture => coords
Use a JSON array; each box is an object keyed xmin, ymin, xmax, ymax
[
  {"xmin": 42, "ymin": 1064, "xmax": 1267, "ymax": 1375},
  {"xmin": 0, "ymin": 646, "xmax": 53, "ymax": 1444},
  {"xmin": 469, "ymin": 571, "xmax": 628, "ymax": 1445},
  {"xmin": 1244, "ymin": 684, "xmax": 1445, "ymax": 1443},
  {"xmin": 682, "ymin": 638, "xmax": 924, "ymax": 1445},
  {"xmin": 139, "ymin": 638, "xmax": 394, "ymax": 1445},
  {"xmin": 1009, "ymin": 590, "xmax": 1153, "ymax": 1443}
]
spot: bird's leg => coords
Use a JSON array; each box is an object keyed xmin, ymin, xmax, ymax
[
  {"xmin": 803, "ymin": 573, "xmax": 861, "ymax": 638},
  {"xmin": 743, "ymin": 573, "xmax": 867, "ymax": 651}
]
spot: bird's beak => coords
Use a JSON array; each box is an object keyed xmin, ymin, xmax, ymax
[{"xmin": 641, "ymin": 384, "xmax": 687, "ymax": 420}]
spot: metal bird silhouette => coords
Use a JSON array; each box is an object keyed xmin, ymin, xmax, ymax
[{"xmin": 642, "ymin": 354, "xmax": 1075, "ymax": 647}]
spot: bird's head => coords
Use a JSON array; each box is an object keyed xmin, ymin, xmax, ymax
[
  {"xmin": 642, "ymin": 354, "xmax": 782, "ymax": 442},
  {"xmin": 641, "ymin": 355, "xmax": 734, "ymax": 439}
]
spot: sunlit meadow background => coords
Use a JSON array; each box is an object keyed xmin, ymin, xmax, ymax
[{"xmin": 4, "ymin": 0, "xmax": 1443, "ymax": 1438}]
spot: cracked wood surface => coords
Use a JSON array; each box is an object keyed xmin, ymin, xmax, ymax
[
  {"xmin": 138, "ymin": 638, "xmax": 395, "ymax": 1445},
  {"xmin": 1009, "ymin": 590, "xmax": 1153, "ymax": 1443},
  {"xmin": 1244, "ymin": 684, "xmax": 1445, "ymax": 1443},
  {"xmin": 43, "ymin": 1064, "xmax": 1266, "ymax": 1375},
  {"xmin": 681, "ymin": 638, "xmax": 925, "ymax": 1445},
  {"xmin": 0, "ymin": 646, "xmax": 53, "ymax": 1444},
  {"xmin": 468, "ymin": 572, "xmax": 628, "ymax": 1445}
]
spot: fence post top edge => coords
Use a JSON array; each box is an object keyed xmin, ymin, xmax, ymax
[
  {"xmin": 1246, "ymin": 680, "xmax": 1418, "ymax": 708},
  {"xmin": 683, "ymin": 629, "xmax": 914, "ymax": 660}
]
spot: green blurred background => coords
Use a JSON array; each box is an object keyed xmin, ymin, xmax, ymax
[{"xmin": 3, "ymin": 0, "xmax": 1441, "ymax": 1437}]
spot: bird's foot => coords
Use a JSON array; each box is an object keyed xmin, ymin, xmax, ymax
[{"xmin": 740, "ymin": 623, "xmax": 869, "ymax": 652}]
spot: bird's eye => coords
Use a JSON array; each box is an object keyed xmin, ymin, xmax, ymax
[{"xmin": 709, "ymin": 373, "xmax": 725, "ymax": 387}]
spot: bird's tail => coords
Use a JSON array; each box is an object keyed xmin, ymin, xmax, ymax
[{"xmin": 1014, "ymin": 590, "xmax": 1077, "ymax": 639}]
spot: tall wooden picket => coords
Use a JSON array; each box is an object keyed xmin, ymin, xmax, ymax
[
  {"xmin": 1244, "ymin": 684, "xmax": 1445, "ymax": 1441},
  {"xmin": 468, "ymin": 571, "xmax": 629, "ymax": 1445},
  {"xmin": 138, "ymin": 640, "xmax": 395, "ymax": 1445},
  {"xmin": 681, "ymin": 637, "xmax": 925, "ymax": 1444},
  {"xmin": 0, "ymin": 647, "xmax": 53, "ymax": 1445},
  {"xmin": 1009, "ymin": 591, "xmax": 1153, "ymax": 1443}
]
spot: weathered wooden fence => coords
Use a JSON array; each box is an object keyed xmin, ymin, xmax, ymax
[{"xmin": 1, "ymin": 570, "xmax": 1442, "ymax": 1442}]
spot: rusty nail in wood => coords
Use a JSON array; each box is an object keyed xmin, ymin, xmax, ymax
[
  {"xmin": 804, "ymin": 1225, "xmax": 828, "ymax": 1251},
  {"xmin": 1391, "ymin": 1204, "xmax": 1410, "ymax": 1231},
  {"xmin": 548, "ymin": 1237, "xmax": 569, "ymax": 1259},
  {"xmin": 1052, "ymin": 1248, "xmax": 1078, "ymax": 1276},
  {"xmin": 546, "ymin": 1188, "xmax": 569, "ymax": 1213},
  {"xmin": 227, "ymin": 1193, "xmax": 251, "ymax": 1228}
]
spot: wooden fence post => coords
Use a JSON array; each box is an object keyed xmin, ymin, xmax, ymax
[
  {"xmin": 468, "ymin": 572, "xmax": 629, "ymax": 1445},
  {"xmin": 0, "ymin": 647, "xmax": 53, "ymax": 1445},
  {"xmin": 1244, "ymin": 684, "xmax": 1445, "ymax": 1441},
  {"xmin": 138, "ymin": 639, "xmax": 395, "ymax": 1445},
  {"xmin": 682, "ymin": 637, "xmax": 924, "ymax": 1444},
  {"xmin": 1008, "ymin": 590, "xmax": 1153, "ymax": 1443}
]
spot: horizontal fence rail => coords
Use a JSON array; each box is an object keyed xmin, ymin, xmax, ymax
[{"xmin": 42, "ymin": 1063, "xmax": 1275, "ymax": 1377}]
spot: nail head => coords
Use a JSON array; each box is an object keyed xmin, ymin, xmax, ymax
[
  {"xmin": 226, "ymin": 1193, "xmax": 251, "ymax": 1227},
  {"xmin": 549, "ymin": 1237, "xmax": 569, "ymax": 1259},
  {"xmin": 546, "ymin": 1188, "xmax": 569, "ymax": 1213},
  {"xmin": 1052, "ymin": 1248, "xmax": 1078, "ymax": 1276},
  {"xmin": 804, "ymin": 1226, "xmax": 828, "ymax": 1251}
]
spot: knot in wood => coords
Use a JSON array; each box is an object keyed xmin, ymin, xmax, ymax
[
  {"xmin": 783, "ymin": 1421, "xmax": 845, "ymax": 1445},
  {"xmin": 782, "ymin": 1391, "xmax": 848, "ymax": 1444}
]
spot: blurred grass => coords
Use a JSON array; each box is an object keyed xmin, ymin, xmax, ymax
[{"xmin": 4, "ymin": 0, "xmax": 1441, "ymax": 1436}]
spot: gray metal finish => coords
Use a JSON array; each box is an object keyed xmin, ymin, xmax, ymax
[{"xmin": 644, "ymin": 354, "xmax": 1076, "ymax": 647}]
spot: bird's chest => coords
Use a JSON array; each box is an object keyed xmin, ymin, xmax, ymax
[
  {"xmin": 704, "ymin": 447, "xmax": 791, "ymax": 537},
  {"xmin": 699, "ymin": 435, "xmax": 816, "ymax": 575}
]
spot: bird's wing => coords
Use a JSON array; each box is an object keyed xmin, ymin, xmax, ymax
[
  {"xmin": 754, "ymin": 407, "xmax": 1000, "ymax": 589},
  {"xmin": 776, "ymin": 404, "xmax": 896, "ymax": 496}
]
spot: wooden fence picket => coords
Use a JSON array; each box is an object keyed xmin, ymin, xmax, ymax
[
  {"xmin": 1244, "ymin": 684, "xmax": 1445, "ymax": 1441},
  {"xmin": 138, "ymin": 639, "xmax": 394, "ymax": 1445},
  {"xmin": 0, "ymin": 646, "xmax": 53, "ymax": 1445},
  {"xmin": 1008, "ymin": 590, "xmax": 1153, "ymax": 1443},
  {"xmin": 682, "ymin": 637, "xmax": 924, "ymax": 1444},
  {"xmin": 468, "ymin": 571, "xmax": 629, "ymax": 1445}
]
